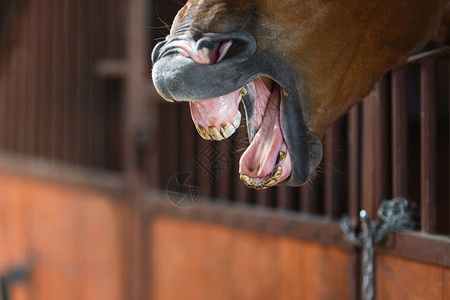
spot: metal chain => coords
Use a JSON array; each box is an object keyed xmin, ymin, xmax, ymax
[{"xmin": 340, "ymin": 198, "xmax": 417, "ymax": 300}]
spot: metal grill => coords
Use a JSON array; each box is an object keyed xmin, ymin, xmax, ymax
[
  {"xmin": 147, "ymin": 46, "xmax": 449, "ymax": 235},
  {"xmin": 1, "ymin": 0, "xmax": 447, "ymax": 234},
  {"xmin": 0, "ymin": 0, "xmax": 126, "ymax": 170},
  {"xmin": 0, "ymin": 0, "xmax": 448, "ymax": 235}
]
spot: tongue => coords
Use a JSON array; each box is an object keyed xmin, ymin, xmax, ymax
[{"xmin": 239, "ymin": 85, "xmax": 285, "ymax": 178}]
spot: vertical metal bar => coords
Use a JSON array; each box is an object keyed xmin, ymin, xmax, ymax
[
  {"xmin": 361, "ymin": 77, "xmax": 390, "ymax": 217},
  {"xmin": 215, "ymin": 135, "xmax": 233, "ymax": 200},
  {"xmin": 0, "ymin": 76, "xmax": 5, "ymax": 149},
  {"xmin": 391, "ymin": 68, "xmax": 408, "ymax": 197},
  {"xmin": 179, "ymin": 104, "xmax": 196, "ymax": 183},
  {"xmin": 147, "ymin": 101, "xmax": 162, "ymax": 188},
  {"xmin": 49, "ymin": 0, "xmax": 60, "ymax": 160},
  {"xmin": 233, "ymin": 124, "xmax": 250, "ymax": 203},
  {"xmin": 70, "ymin": 1, "xmax": 85, "ymax": 164},
  {"xmin": 300, "ymin": 184, "xmax": 322, "ymax": 214},
  {"xmin": 193, "ymin": 133, "xmax": 212, "ymax": 197},
  {"xmin": 420, "ymin": 59, "xmax": 437, "ymax": 233},
  {"xmin": 100, "ymin": 0, "xmax": 108, "ymax": 168},
  {"xmin": 347, "ymin": 105, "xmax": 362, "ymax": 300},
  {"xmin": 276, "ymin": 186, "xmax": 295, "ymax": 210},
  {"xmin": 60, "ymin": 0, "xmax": 69, "ymax": 162},
  {"xmin": 16, "ymin": 3, "xmax": 28, "ymax": 155},
  {"xmin": 40, "ymin": 0, "xmax": 52, "ymax": 157},
  {"xmin": 160, "ymin": 103, "xmax": 179, "ymax": 190},
  {"xmin": 234, "ymin": 174, "xmax": 250, "ymax": 203},
  {"xmin": 324, "ymin": 121, "xmax": 344, "ymax": 218},
  {"xmin": 255, "ymin": 189, "xmax": 275, "ymax": 207},
  {"xmin": 124, "ymin": 0, "xmax": 149, "ymax": 298},
  {"xmin": 348, "ymin": 104, "xmax": 361, "ymax": 220},
  {"xmin": 5, "ymin": 13, "xmax": 16, "ymax": 153},
  {"xmin": 94, "ymin": 0, "xmax": 107, "ymax": 168},
  {"xmin": 63, "ymin": 0, "xmax": 75, "ymax": 163},
  {"xmin": 34, "ymin": 0, "xmax": 44, "ymax": 157},
  {"xmin": 87, "ymin": 0, "xmax": 96, "ymax": 166},
  {"xmin": 361, "ymin": 88, "xmax": 376, "ymax": 214},
  {"xmin": 26, "ymin": 0, "xmax": 38, "ymax": 156},
  {"xmin": 106, "ymin": 0, "xmax": 114, "ymax": 59},
  {"xmin": 377, "ymin": 76, "xmax": 391, "ymax": 205},
  {"xmin": 0, "ymin": 33, "xmax": 7, "ymax": 149}
]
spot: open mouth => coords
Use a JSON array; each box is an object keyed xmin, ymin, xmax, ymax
[
  {"xmin": 173, "ymin": 39, "xmax": 292, "ymax": 189},
  {"xmin": 152, "ymin": 31, "xmax": 323, "ymax": 188}
]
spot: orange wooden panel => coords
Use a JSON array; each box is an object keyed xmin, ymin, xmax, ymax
[
  {"xmin": 151, "ymin": 216, "xmax": 355, "ymax": 300},
  {"xmin": 151, "ymin": 215, "xmax": 233, "ymax": 300},
  {"xmin": 376, "ymin": 254, "xmax": 444, "ymax": 300},
  {"xmin": 227, "ymin": 228, "xmax": 281, "ymax": 300},
  {"xmin": 9, "ymin": 283, "xmax": 28, "ymax": 300},
  {"xmin": 445, "ymin": 268, "xmax": 450, "ymax": 300},
  {"xmin": 0, "ymin": 172, "xmax": 126, "ymax": 300},
  {"xmin": 278, "ymin": 238, "xmax": 302, "ymax": 299}
]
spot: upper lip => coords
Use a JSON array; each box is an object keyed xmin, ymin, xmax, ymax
[{"xmin": 153, "ymin": 32, "xmax": 257, "ymax": 66}]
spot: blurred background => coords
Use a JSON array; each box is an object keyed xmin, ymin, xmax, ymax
[{"xmin": 0, "ymin": 0, "xmax": 448, "ymax": 299}]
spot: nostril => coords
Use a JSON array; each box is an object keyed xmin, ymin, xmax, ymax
[
  {"xmin": 195, "ymin": 37, "xmax": 219, "ymax": 53},
  {"xmin": 195, "ymin": 38, "xmax": 233, "ymax": 64},
  {"xmin": 151, "ymin": 41, "xmax": 166, "ymax": 64}
]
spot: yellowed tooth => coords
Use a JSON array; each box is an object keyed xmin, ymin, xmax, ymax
[
  {"xmin": 279, "ymin": 151, "xmax": 286, "ymax": 161},
  {"xmin": 240, "ymin": 173, "xmax": 273, "ymax": 190},
  {"xmin": 208, "ymin": 126, "xmax": 224, "ymax": 141},
  {"xmin": 257, "ymin": 183, "xmax": 268, "ymax": 190},
  {"xmin": 263, "ymin": 178, "xmax": 277, "ymax": 186},
  {"xmin": 240, "ymin": 174, "xmax": 250, "ymax": 183},
  {"xmin": 220, "ymin": 122, "xmax": 236, "ymax": 139},
  {"xmin": 240, "ymin": 87, "xmax": 247, "ymax": 95},
  {"xmin": 233, "ymin": 111, "xmax": 241, "ymax": 129},
  {"xmin": 271, "ymin": 166, "xmax": 283, "ymax": 178},
  {"xmin": 196, "ymin": 124, "xmax": 211, "ymax": 140}
]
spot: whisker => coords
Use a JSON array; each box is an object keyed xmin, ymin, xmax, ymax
[
  {"xmin": 240, "ymin": 11, "xmax": 254, "ymax": 31},
  {"xmin": 154, "ymin": 4, "xmax": 171, "ymax": 33},
  {"xmin": 173, "ymin": 0, "xmax": 185, "ymax": 6}
]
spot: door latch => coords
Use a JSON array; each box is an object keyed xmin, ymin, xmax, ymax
[{"xmin": 340, "ymin": 198, "xmax": 418, "ymax": 300}]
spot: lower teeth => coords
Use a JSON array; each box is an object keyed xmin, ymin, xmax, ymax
[{"xmin": 239, "ymin": 167, "xmax": 282, "ymax": 189}]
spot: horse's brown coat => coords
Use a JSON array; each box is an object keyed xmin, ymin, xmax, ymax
[
  {"xmin": 170, "ymin": 0, "xmax": 447, "ymax": 136},
  {"xmin": 153, "ymin": 0, "xmax": 449, "ymax": 186}
]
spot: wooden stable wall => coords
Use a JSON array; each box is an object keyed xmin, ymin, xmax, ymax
[
  {"xmin": 0, "ymin": 171, "xmax": 127, "ymax": 300},
  {"xmin": 150, "ymin": 216, "xmax": 356, "ymax": 300},
  {"xmin": 150, "ymin": 216, "xmax": 450, "ymax": 300},
  {"xmin": 376, "ymin": 255, "xmax": 450, "ymax": 300}
]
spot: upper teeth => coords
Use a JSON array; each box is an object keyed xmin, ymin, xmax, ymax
[
  {"xmin": 233, "ymin": 111, "xmax": 241, "ymax": 129},
  {"xmin": 196, "ymin": 110, "xmax": 241, "ymax": 141}
]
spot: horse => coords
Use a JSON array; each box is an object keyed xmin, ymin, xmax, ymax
[{"xmin": 152, "ymin": 0, "xmax": 449, "ymax": 189}]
